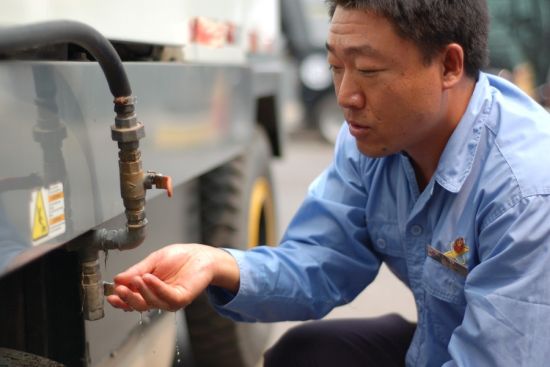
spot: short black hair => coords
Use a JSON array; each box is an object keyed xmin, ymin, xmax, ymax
[{"xmin": 326, "ymin": 0, "xmax": 489, "ymax": 78}]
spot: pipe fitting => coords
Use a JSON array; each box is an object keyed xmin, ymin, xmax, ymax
[
  {"xmin": 81, "ymin": 258, "xmax": 104, "ymax": 321},
  {"xmin": 95, "ymin": 226, "xmax": 147, "ymax": 252}
]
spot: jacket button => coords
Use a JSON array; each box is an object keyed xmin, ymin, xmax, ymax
[
  {"xmin": 410, "ymin": 225, "xmax": 423, "ymax": 236},
  {"xmin": 376, "ymin": 238, "xmax": 387, "ymax": 248}
]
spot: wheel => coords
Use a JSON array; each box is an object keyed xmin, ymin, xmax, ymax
[
  {"xmin": 315, "ymin": 92, "xmax": 344, "ymax": 145},
  {"xmin": 184, "ymin": 127, "xmax": 277, "ymax": 367}
]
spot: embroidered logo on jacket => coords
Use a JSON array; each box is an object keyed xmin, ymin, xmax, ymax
[
  {"xmin": 427, "ymin": 237, "xmax": 469, "ymax": 276},
  {"xmin": 443, "ymin": 237, "xmax": 469, "ymax": 265}
]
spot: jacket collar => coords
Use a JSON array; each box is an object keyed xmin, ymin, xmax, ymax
[{"xmin": 434, "ymin": 72, "xmax": 492, "ymax": 193}]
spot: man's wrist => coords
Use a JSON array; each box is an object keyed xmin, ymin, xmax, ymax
[{"xmin": 210, "ymin": 248, "xmax": 240, "ymax": 293}]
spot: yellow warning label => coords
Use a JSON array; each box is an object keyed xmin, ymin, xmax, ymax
[
  {"xmin": 32, "ymin": 190, "xmax": 49, "ymax": 240},
  {"xmin": 30, "ymin": 182, "xmax": 66, "ymax": 246}
]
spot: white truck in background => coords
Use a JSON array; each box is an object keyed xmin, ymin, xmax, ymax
[{"xmin": 0, "ymin": 1, "xmax": 286, "ymax": 366}]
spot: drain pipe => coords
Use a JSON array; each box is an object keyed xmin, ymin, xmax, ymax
[{"xmin": 0, "ymin": 20, "xmax": 172, "ymax": 320}]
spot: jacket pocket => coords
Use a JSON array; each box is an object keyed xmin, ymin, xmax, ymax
[
  {"xmin": 422, "ymin": 256, "xmax": 468, "ymax": 346},
  {"xmin": 422, "ymin": 256, "xmax": 466, "ymax": 305}
]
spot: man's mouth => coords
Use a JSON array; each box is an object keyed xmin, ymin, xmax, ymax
[{"xmin": 347, "ymin": 121, "xmax": 371, "ymax": 138}]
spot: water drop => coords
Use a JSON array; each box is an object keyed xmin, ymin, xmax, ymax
[{"xmin": 139, "ymin": 312, "xmax": 143, "ymax": 325}]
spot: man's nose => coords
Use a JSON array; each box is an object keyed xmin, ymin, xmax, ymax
[{"xmin": 336, "ymin": 72, "xmax": 365, "ymax": 110}]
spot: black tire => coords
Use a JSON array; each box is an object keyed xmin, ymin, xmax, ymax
[{"xmin": 185, "ymin": 127, "xmax": 277, "ymax": 367}]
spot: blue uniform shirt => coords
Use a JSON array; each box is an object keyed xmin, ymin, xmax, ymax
[{"xmin": 209, "ymin": 73, "xmax": 550, "ymax": 366}]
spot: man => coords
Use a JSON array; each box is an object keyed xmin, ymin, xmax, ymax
[{"xmin": 108, "ymin": 1, "xmax": 550, "ymax": 366}]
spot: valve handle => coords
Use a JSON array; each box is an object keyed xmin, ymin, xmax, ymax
[
  {"xmin": 145, "ymin": 172, "xmax": 173, "ymax": 197},
  {"xmin": 155, "ymin": 175, "xmax": 173, "ymax": 197}
]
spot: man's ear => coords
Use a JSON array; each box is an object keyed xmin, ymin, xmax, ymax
[{"xmin": 440, "ymin": 43, "xmax": 465, "ymax": 90}]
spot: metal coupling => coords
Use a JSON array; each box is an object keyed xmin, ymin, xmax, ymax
[
  {"xmin": 81, "ymin": 259, "xmax": 104, "ymax": 321},
  {"xmin": 111, "ymin": 96, "xmax": 144, "ymax": 143},
  {"xmin": 110, "ymin": 118, "xmax": 145, "ymax": 143},
  {"xmin": 117, "ymin": 145, "xmax": 146, "ymax": 213}
]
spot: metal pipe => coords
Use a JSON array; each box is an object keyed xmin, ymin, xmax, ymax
[{"xmin": 81, "ymin": 258, "xmax": 105, "ymax": 320}]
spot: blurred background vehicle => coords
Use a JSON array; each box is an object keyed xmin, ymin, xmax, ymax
[
  {"xmin": 281, "ymin": 0, "xmax": 342, "ymax": 145},
  {"xmin": 487, "ymin": 0, "xmax": 550, "ymax": 108}
]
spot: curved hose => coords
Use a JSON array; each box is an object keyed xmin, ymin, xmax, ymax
[{"xmin": 0, "ymin": 20, "xmax": 131, "ymax": 97}]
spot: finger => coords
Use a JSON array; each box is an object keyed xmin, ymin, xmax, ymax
[
  {"xmin": 114, "ymin": 251, "xmax": 161, "ymax": 285},
  {"xmin": 142, "ymin": 273, "xmax": 192, "ymax": 310},
  {"xmin": 106, "ymin": 295, "xmax": 133, "ymax": 311},
  {"xmin": 132, "ymin": 276, "xmax": 173, "ymax": 311},
  {"xmin": 115, "ymin": 283, "xmax": 151, "ymax": 312}
]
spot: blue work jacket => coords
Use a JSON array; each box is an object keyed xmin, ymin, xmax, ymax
[{"xmin": 210, "ymin": 72, "xmax": 550, "ymax": 366}]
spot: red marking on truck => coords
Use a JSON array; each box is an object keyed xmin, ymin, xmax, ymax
[{"xmin": 189, "ymin": 17, "xmax": 237, "ymax": 48}]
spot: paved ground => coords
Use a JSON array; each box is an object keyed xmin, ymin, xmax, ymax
[{"xmin": 262, "ymin": 127, "xmax": 417, "ymax": 357}]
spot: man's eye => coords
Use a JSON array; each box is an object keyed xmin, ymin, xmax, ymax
[
  {"xmin": 358, "ymin": 68, "xmax": 383, "ymax": 76},
  {"xmin": 329, "ymin": 65, "xmax": 343, "ymax": 73}
]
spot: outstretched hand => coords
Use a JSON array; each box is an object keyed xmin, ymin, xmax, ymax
[{"xmin": 106, "ymin": 244, "xmax": 240, "ymax": 312}]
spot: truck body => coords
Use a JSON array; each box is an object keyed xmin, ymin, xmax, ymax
[{"xmin": 0, "ymin": 1, "xmax": 284, "ymax": 366}]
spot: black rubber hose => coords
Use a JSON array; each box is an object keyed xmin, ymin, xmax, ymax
[{"xmin": 0, "ymin": 20, "xmax": 131, "ymax": 97}]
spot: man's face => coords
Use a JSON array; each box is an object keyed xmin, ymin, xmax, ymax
[{"xmin": 327, "ymin": 7, "xmax": 446, "ymax": 158}]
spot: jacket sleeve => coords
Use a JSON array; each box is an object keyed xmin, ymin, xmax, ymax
[
  {"xmin": 443, "ymin": 194, "xmax": 550, "ymax": 366},
  {"xmin": 207, "ymin": 127, "xmax": 382, "ymax": 322}
]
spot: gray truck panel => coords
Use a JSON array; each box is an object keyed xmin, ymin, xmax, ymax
[{"xmin": 0, "ymin": 61, "xmax": 254, "ymax": 279}]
